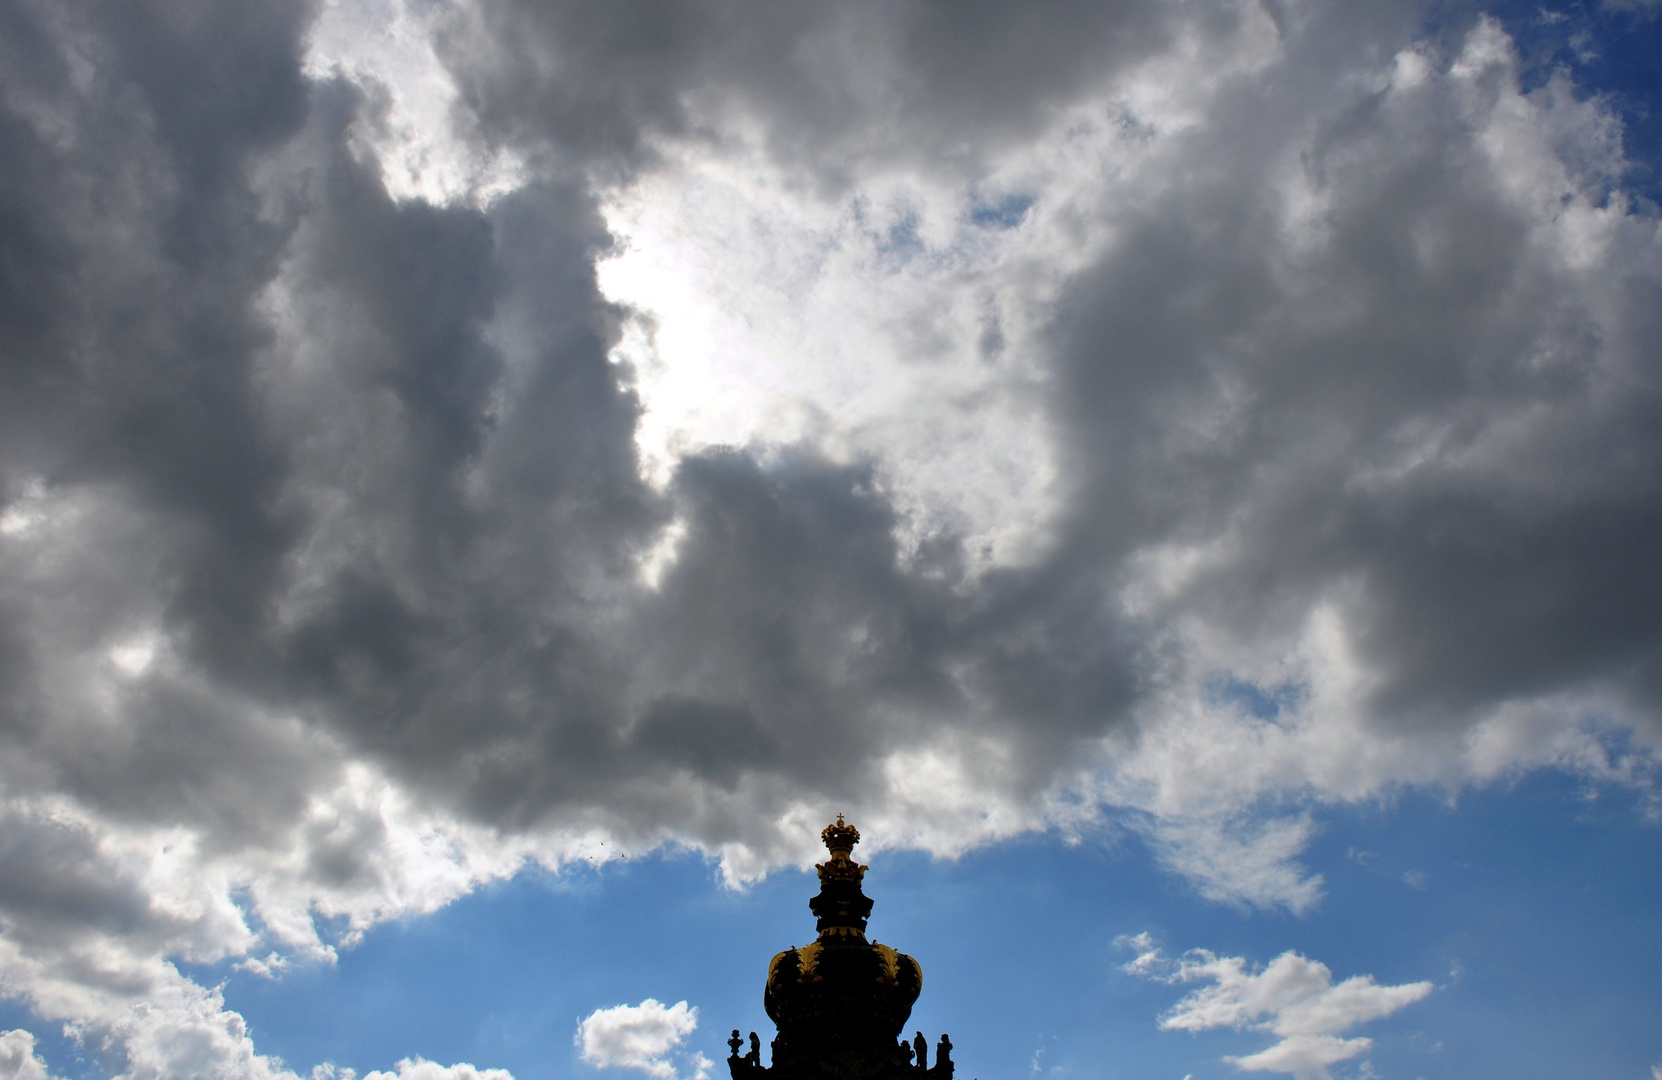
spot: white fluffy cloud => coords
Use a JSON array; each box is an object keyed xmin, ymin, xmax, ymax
[
  {"xmin": 575, "ymin": 1000, "xmax": 709, "ymax": 1080},
  {"xmin": 1121, "ymin": 935, "xmax": 1433, "ymax": 1079},
  {"xmin": 355, "ymin": 1058, "xmax": 515, "ymax": 1080},
  {"xmin": 0, "ymin": 1031, "xmax": 63, "ymax": 1080}
]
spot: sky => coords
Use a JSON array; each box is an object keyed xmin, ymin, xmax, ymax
[{"xmin": 0, "ymin": 1, "xmax": 1659, "ymax": 1079}]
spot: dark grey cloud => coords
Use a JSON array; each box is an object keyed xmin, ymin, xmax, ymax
[
  {"xmin": 0, "ymin": 0, "xmax": 314, "ymax": 827},
  {"xmin": 0, "ymin": 804, "xmax": 252, "ymax": 980},
  {"xmin": 3, "ymin": 0, "xmax": 1657, "ymax": 848},
  {"xmin": 1040, "ymin": 11, "xmax": 1662, "ymax": 731},
  {"xmin": 248, "ymin": 127, "xmax": 659, "ymax": 824},
  {"xmin": 451, "ymin": 0, "xmax": 1181, "ymax": 186}
]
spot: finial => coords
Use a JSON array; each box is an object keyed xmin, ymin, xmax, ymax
[{"xmin": 821, "ymin": 814, "xmax": 860, "ymax": 858}]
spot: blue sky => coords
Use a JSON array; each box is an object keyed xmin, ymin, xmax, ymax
[
  {"xmin": 0, "ymin": 2, "xmax": 1660, "ymax": 1080},
  {"xmin": 16, "ymin": 775, "xmax": 1658, "ymax": 1080},
  {"xmin": 155, "ymin": 772, "xmax": 1660, "ymax": 1080},
  {"xmin": 1489, "ymin": 0, "xmax": 1662, "ymax": 203}
]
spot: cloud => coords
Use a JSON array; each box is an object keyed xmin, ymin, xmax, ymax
[
  {"xmin": 575, "ymin": 1000, "xmax": 709, "ymax": 1080},
  {"xmin": 0, "ymin": 1031, "xmax": 63, "ymax": 1080},
  {"xmin": 356, "ymin": 1058, "xmax": 515, "ymax": 1080},
  {"xmin": 1122, "ymin": 939, "xmax": 1433, "ymax": 1080},
  {"xmin": 1137, "ymin": 814, "xmax": 1325, "ymax": 915},
  {"xmin": 0, "ymin": 0, "xmax": 1659, "ymax": 1074}
]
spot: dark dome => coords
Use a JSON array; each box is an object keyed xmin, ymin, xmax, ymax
[
  {"xmin": 734, "ymin": 816, "xmax": 947, "ymax": 1080},
  {"xmin": 764, "ymin": 935, "xmax": 922, "ymax": 1037}
]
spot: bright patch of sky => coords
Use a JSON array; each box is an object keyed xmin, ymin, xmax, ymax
[{"xmin": 594, "ymin": 134, "xmax": 1062, "ymax": 571}]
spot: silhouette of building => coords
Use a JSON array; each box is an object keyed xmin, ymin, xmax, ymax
[{"xmin": 727, "ymin": 816, "xmax": 956, "ymax": 1080}]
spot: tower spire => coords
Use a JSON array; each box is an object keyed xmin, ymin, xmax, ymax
[
  {"xmin": 809, "ymin": 814, "xmax": 874, "ymax": 937},
  {"xmin": 729, "ymin": 817, "xmax": 957, "ymax": 1080}
]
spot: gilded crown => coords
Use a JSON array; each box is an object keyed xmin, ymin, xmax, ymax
[{"xmin": 820, "ymin": 814, "xmax": 860, "ymax": 857}]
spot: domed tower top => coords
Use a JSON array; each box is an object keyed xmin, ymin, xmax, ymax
[
  {"xmin": 805, "ymin": 814, "xmax": 875, "ymax": 938},
  {"xmin": 730, "ymin": 817, "xmax": 955, "ymax": 1080}
]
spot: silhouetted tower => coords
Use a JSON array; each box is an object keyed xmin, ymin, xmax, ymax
[{"xmin": 728, "ymin": 816, "xmax": 956, "ymax": 1080}]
